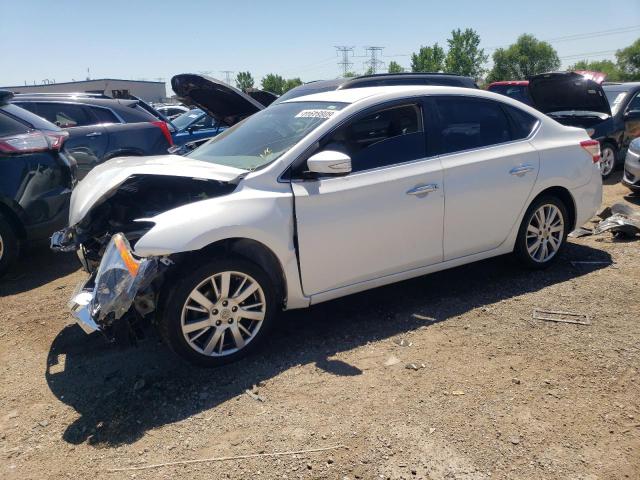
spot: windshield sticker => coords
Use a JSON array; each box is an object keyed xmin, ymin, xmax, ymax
[{"xmin": 295, "ymin": 109, "xmax": 337, "ymax": 119}]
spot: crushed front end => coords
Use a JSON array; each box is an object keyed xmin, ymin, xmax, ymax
[{"xmin": 65, "ymin": 233, "xmax": 164, "ymax": 342}]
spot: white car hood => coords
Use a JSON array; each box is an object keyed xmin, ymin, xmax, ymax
[{"xmin": 69, "ymin": 154, "xmax": 245, "ymax": 226}]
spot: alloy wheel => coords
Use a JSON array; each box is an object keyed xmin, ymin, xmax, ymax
[
  {"xmin": 600, "ymin": 147, "xmax": 615, "ymax": 177},
  {"xmin": 181, "ymin": 271, "xmax": 266, "ymax": 357},
  {"xmin": 526, "ymin": 204, "xmax": 565, "ymax": 263}
]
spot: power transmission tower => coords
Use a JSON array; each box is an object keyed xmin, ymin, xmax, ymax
[
  {"xmin": 363, "ymin": 46, "xmax": 385, "ymax": 74},
  {"xmin": 335, "ymin": 46, "xmax": 355, "ymax": 77},
  {"xmin": 220, "ymin": 70, "xmax": 235, "ymax": 85}
]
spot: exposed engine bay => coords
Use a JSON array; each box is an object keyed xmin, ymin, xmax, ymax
[{"xmin": 56, "ymin": 174, "xmax": 236, "ymax": 271}]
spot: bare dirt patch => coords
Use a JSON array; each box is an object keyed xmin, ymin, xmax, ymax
[{"xmin": 1, "ymin": 175, "xmax": 639, "ymax": 480}]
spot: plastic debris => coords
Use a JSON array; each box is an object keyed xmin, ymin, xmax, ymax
[
  {"xmin": 568, "ymin": 227, "xmax": 593, "ymax": 238},
  {"xmin": 593, "ymin": 203, "xmax": 640, "ymax": 239}
]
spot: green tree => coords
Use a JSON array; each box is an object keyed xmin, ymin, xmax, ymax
[
  {"xmin": 567, "ymin": 59, "xmax": 622, "ymax": 81},
  {"xmin": 343, "ymin": 71, "xmax": 357, "ymax": 78},
  {"xmin": 411, "ymin": 43, "xmax": 445, "ymax": 72},
  {"xmin": 445, "ymin": 28, "xmax": 488, "ymax": 79},
  {"xmin": 283, "ymin": 77, "xmax": 303, "ymax": 92},
  {"xmin": 616, "ymin": 38, "xmax": 640, "ymax": 80},
  {"xmin": 388, "ymin": 61, "xmax": 404, "ymax": 73},
  {"xmin": 235, "ymin": 71, "xmax": 254, "ymax": 90},
  {"xmin": 486, "ymin": 34, "xmax": 560, "ymax": 82},
  {"xmin": 261, "ymin": 73, "xmax": 287, "ymax": 94}
]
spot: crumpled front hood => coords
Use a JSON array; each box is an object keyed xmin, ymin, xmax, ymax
[{"xmin": 69, "ymin": 154, "xmax": 245, "ymax": 226}]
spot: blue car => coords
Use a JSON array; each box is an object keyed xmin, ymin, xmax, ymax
[{"xmin": 171, "ymin": 108, "xmax": 226, "ymax": 146}]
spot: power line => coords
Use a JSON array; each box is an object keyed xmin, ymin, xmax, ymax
[
  {"xmin": 220, "ymin": 71, "xmax": 235, "ymax": 85},
  {"xmin": 363, "ymin": 46, "xmax": 385, "ymax": 74},
  {"xmin": 335, "ymin": 46, "xmax": 355, "ymax": 77},
  {"xmin": 559, "ymin": 49, "xmax": 618, "ymax": 60}
]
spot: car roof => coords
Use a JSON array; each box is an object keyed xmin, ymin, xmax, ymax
[
  {"xmin": 12, "ymin": 95, "xmax": 139, "ymax": 109},
  {"xmin": 603, "ymin": 82, "xmax": 640, "ymax": 91},
  {"xmin": 488, "ymin": 80, "xmax": 529, "ymax": 86},
  {"xmin": 282, "ymin": 85, "xmax": 531, "ymax": 106}
]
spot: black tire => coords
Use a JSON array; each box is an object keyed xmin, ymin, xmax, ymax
[
  {"xmin": 159, "ymin": 256, "xmax": 277, "ymax": 367},
  {"xmin": 600, "ymin": 143, "xmax": 617, "ymax": 179},
  {"xmin": 514, "ymin": 195, "xmax": 569, "ymax": 269},
  {"xmin": 0, "ymin": 215, "xmax": 19, "ymax": 277}
]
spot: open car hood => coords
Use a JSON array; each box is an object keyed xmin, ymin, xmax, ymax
[
  {"xmin": 69, "ymin": 154, "xmax": 244, "ymax": 226},
  {"xmin": 528, "ymin": 71, "xmax": 611, "ymax": 116},
  {"xmin": 171, "ymin": 74, "xmax": 266, "ymax": 126}
]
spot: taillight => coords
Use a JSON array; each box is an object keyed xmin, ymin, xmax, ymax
[
  {"xmin": 580, "ymin": 139, "xmax": 601, "ymax": 164},
  {"xmin": 0, "ymin": 130, "xmax": 68, "ymax": 153},
  {"xmin": 152, "ymin": 121, "xmax": 174, "ymax": 146}
]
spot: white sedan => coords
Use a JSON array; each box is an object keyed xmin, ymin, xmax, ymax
[{"xmin": 55, "ymin": 86, "xmax": 603, "ymax": 366}]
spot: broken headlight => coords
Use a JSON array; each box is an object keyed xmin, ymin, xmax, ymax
[{"xmin": 91, "ymin": 233, "xmax": 158, "ymax": 323}]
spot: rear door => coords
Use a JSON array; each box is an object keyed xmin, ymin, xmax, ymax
[
  {"xmin": 433, "ymin": 96, "xmax": 540, "ymax": 260},
  {"xmin": 622, "ymin": 90, "xmax": 640, "ymax": 151},
  {"xmin": 18, "ymin": 102, "xmax": 109, "ymax": 178},
  {"xmin": 292, "ymin": 100, "xmax": 444, "ymax": 296}
]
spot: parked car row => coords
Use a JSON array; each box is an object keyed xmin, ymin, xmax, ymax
[
  {"xmin": 51, "ymin": 81, "xmax": 602, "ymax": 366},
  {"xmin": 488, "ymin": 72, "xmax": 640, "ymax": 178}
]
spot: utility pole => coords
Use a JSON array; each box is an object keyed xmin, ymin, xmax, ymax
[
  {"xmin": 363, "ymin": 46, "xmax": 385, "ymax": 74},
  {"xmin": 335, "ymin": 46, "xmax": 354, "ymax": 77},
  {"xmin": 220, "ymin": 70, "xmax": 235, "ymax": 85}
]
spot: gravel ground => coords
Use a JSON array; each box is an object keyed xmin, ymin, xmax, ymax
[{"xmin": 1, "ymin": 174, "xmax": 639, "ymax": 480}]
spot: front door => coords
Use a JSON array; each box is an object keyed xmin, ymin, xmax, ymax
[{"xmin": 292, "ymin": 101, "xmax": 444, "ymax": 296}]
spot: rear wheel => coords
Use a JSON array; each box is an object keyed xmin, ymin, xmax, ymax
[
  {"xmin": 514, "ymin": 195, "xmax": 569, "ymax": 269},
  {"xmin": 600, "ymin": 143, "xmax": 616, "ymax": 178},
  {"xmin": 160, "ymin": 256, "xmax": 277, "ymax": 367},
  {"xmin": 0, "ymin": 216, "xmax": 19, "ymax": 277}
]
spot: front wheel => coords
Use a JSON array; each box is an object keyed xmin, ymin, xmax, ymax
[
  {"xmin": 514, "ymin": 196, "xmax": 569, "ymax": 269},
  {"xmin": 159, "ymin": 256, "xmax": 277, "ymax": 367}
]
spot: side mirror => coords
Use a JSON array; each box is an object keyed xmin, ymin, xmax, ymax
[{"xmin": 307, "ymin": 150, "xmax": 352, "ymax": 175}]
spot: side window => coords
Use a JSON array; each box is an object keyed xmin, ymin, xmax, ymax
[
  {"xmin": 503, "ymin": 104, "xmax": 539, "ymax": 140},
  {"xmin": 192, "ymin": 114, "xmax": 215, "ymax": 129},
  {"xmin": 323, "ymin": 104, "xmax": 425, "ymax": 172},
  {"xmin": 32, "ymin": 103, "xmax": 93, "ymax": 128},
  {"xmin": 0, "ymin": 110, "xmax": 30, "ymax": 136},
  {"xmin": 90, "ymin": 107, "xmax": 119, "ymax": 124},
  {"xmin": 627, "ymin": 92, "xmax": 640, "ymax": 112},
  {"xmin": 434, "ymin": 96, "xmax": 512, "ymax": 154}
]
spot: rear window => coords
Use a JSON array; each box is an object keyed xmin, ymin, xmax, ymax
[
  {"xmin": 0, "ymin": 108, "xmax": 30, "ymax": 135},
  {"xmin": 488, "ymin": 85, "xmax": 532, "ymax": 105},
  {"xmin": 90, "ymin": 107, "xmax": 119, "ymax": 124},
  {"xmin": 503, "ymin": 105, "xmax": 539, "ymax": 139}
]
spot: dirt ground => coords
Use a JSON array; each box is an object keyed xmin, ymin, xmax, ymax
[{"xmin": 1, "ymin": 173, "xmax": 639, "ymax": 480}]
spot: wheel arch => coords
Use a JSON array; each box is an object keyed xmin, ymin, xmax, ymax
[
  {"xmin": 528, "ymin": 186, "xmax": 577, "ymax": 231},
  {"xmin": 0, "ymin": 201, "xmax": 26, "ymax": 241},
  {"xmin": 172, "ymin": 237, "xmax": 288, "ymax": 308}
]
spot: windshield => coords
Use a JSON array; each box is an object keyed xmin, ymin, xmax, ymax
[
  {"xmin": 172, "ymin": 108, "xmax": 204, "ymax": 130},
  {"xmin": 604, "ymin": 89, "xmax": 627, "ymax": 115},
  {"xmin": 188, "ymin": 101, "xmax": 348, "ymax": 170}
]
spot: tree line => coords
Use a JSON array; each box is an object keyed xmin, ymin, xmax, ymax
[{"xmin": 232, "ymin": 33, "xmax": 639, "ymax": 93}]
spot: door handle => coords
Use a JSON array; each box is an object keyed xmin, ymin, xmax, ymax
[
  {"xmin": 407, "ymin": 184, "xmax": 439, "ymax": 196},
  {"xmin": 509, "ymin": 164, "xmax": 534, "ymax": 177},
  {"xmin": 85, "ymin": 132, "xmax": 102, "ymax": 138}
]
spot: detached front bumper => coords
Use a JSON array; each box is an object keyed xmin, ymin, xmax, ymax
[{"xmin": 65, "ymin": 233, "xmax": 159, "ymax": 336}]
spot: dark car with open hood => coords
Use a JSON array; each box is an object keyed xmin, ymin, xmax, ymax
[
  {"xmin": 0, "ymin": 91, "xmax": 75, "ymax": 276},
  {"xmin": 528, "ymin": 72, "xmax": 640, "ymax": 178}
]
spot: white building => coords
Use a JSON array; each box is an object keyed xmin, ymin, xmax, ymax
[{"xmin": 1, "ymin": 79, "xmax": 167, "ymax": 103}]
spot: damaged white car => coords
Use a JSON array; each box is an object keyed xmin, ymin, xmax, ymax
[{"xmin": 52, "ymin": 77, "xmax": 603, "ymax": 366}]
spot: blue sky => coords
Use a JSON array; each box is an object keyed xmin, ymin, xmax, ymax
[{"xmin": 1, "ymin": 0, "xmax": 639, "ymax": 94}]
